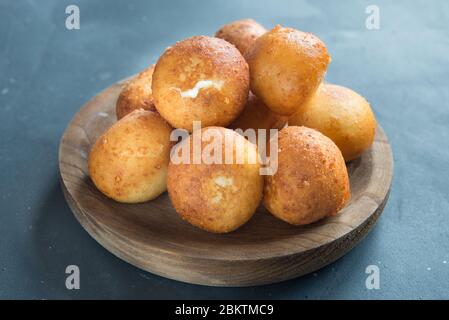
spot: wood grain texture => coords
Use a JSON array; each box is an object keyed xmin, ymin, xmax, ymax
[{"xmin": 59, "ymin": 79, "xmax": 393, "ymax": 287}]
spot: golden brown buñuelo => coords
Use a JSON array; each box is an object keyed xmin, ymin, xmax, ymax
[
  {"xmin": 215, "ymin": 18, "xmax": 267, "ymax": 56},
  {"xmin": 229, "ymin": 92, "xmax": 288, "ymax": 134},
  {"xmin": 289, "ymin": 83, "xmax": 377, "ymax": 161},
  {"xmin": 229, "ymin": 92, "xmax": 288, "ymax": 158},
  {"xmin": 116, "ymin": 65, "xmax": 156, "ymax": 120},
  {"xmin": 152, "ymin": 36, "xmax": 250, "ymax": 132},
  {"xmin": 264, "ymin": 126, "xmax": 350, "ymax": 225},
  {"xmin": 167, "ymin": 127, "xmax": 263, "ymax": 233},
  {"xmin": 88, "ymin": 109, "xmax": 172, "ymax": 203},
  {"xmin": 245, "ymin": 25, "xmax": 330, "ymax": 116}
]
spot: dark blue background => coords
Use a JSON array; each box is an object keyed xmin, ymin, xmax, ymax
[{"xmin": 1, "ymin": 0, "xmax": 448, "ymax": 299}]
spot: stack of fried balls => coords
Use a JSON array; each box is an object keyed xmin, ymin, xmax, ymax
[{"xmin": 88, "ymin": 19, "xmax": 377, "ymax": 233}]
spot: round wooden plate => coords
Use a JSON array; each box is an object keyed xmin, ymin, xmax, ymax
[{"xmin": 59, "ymin": 79, "xmax": 393, "ymax": 287}]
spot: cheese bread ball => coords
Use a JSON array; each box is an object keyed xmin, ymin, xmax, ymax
[
  {"xmin": 229, "ymin": 92, "xmax": 287, "ymax": 157},
  {"xmin": 88, "ymin": 109, "xmax": 172, "ymax": 203},
  {"xmin": 152, "ymin": 36, "xmax": 249, "ymax": 132},
  {"xmin": 289, "ymin": 84, "xmax": 377, "ymax": 161},
  {"xmin": 215, "ymin": 19, "xmax": 267, "ymax": 56},
  {"xmin": 116, "ymin": 65, "xmax": 156, "ymax": 120},
  {"xmin": 264, "ymin": 126, "xmax": 350, "ymax": 225},
  {"xmin": 229, "ymin": 92, "xmax": 287, "ymax": 134},
  {"xmin": 167, "ymin": 127, "xmax": 263, "ymax": 233},
  {"xmin": 245, "ymin": 25, "xmax": 330, "ymax": 116}
]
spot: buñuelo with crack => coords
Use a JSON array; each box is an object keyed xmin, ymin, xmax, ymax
[{"xmin": 59, "ymin": 18, "xmax": 393, "ymax": 286}]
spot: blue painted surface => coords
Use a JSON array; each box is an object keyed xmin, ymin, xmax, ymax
[{"xmin": 0, "ymin": 0, "xmax": 448, "ymax": 299}]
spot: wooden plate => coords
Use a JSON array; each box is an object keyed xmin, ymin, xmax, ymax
[{"xmin": 59, "ymin": 79, "xmax": 393, "ymax": 287}]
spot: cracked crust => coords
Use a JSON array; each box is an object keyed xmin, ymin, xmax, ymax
[
  {"xmin": 167, "ymin": 127, "xmax": 263, "ymax": 233},
  {"xmin": 152, "ymin": 36, "xmax": 249, "ymax": 132}
]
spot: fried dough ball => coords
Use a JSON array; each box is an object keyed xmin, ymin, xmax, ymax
[
  {"xmin": 167, "ymin": 127, "xmax": 263, "ymax": 233},
  {"xmin": 229, "ymin": 92, "xmax": 287, "ymax": 157},
  {"xmin": 229, "ymin": 92, "xmax": 287, "ymax": 133},
  {"xmin": 215, "ymin": 19, "xmax": 267, "ymax": 55},
  {"xmin": 264, "ymin": 126, "xmax": 350, "ymax": 225},
  {"xmin": 152, "ymin": 36, "xmax": 249, "ymax": 132},
  {"xmin": 246, "ymin": 25, "xmax": 330, "ymax": 116},
  {"xmin": 88, "ymin": 109, "xmax": 172, "ymax": 203},
  {"xmin": 116, "ymin": 65, "xmax": 156, "ymax": 120},
  {"xmin": 289, "ymin": 84, "xmax": 377, "ymax": 161}
]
